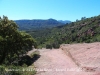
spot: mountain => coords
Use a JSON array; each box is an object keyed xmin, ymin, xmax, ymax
[
  {"xmin": 27, "ymin": 15, "xmax": 100, "ymax": 48},
  {"xmin": 14, "ymin": 19, "xmax": 65, "ymax": 30},
  {"xmin": 58, "ymin": 20, "xmax": 71, "ymax": 24}
]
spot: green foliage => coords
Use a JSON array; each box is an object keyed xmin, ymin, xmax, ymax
[
  {"xmin": 18, "ymin": 51, "xmax": 40, "ymax": 66},
  {"xmin": 0, "ymin": 16, "xmax": 37, "ymax": 65},
  {"xmin": 52, "ymin": 42, "xmax": 60, "ymax": 49},
  {"xmin": 46, "ymin": 44, "xmax": 52, "ymax": 49},
  {"xmin": 27, "ymin": 15, "xmax": 100, "ymax": 47},
  {"xmin": 18, "ymin": 55, "xmax": 33, "ymax": 66}
]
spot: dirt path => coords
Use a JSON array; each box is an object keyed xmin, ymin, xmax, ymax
[{"xmin": 33, "ymin": 49, "xmax": 96, "ymax": 75}]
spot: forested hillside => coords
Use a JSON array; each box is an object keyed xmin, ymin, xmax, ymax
[
  {"xmin": 15, "ymin": 19, "xmax": 70, "ymax": 30},
  {"xmin": 27, "ymin": 15, "xmax": 100, "ymax": 48}
]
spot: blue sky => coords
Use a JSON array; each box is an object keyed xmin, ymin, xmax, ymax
[{"xmin": 0, "ymin": 0, "xmax": 100, "ymax": 21}]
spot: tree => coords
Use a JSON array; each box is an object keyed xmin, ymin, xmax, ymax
[
  {"xmin": 0, "ymin": 16, "xmax": 37, "ymax": 64},
  {"xmin": 81, "ymin": 17, "xmax": 86, "ymax": 20},
  {"xmin": 52, "ymin": 42, "xmax": 60, "ymax": 49}
]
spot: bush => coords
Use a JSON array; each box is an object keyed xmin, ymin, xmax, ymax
[
  {"xmin": 52, "ymin": 42, "xmax": 60, "ymax": 49},
  {"xmin": 46, "ymin": 44, "xmax": 52, "ymax": 49}
]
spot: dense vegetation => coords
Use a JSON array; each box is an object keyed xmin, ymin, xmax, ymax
[
  {"xmin": 0, "ymin": 16, "xmax": 37, "ymax": 75},
  {"xmin": 15, "ymin": 19, "xmax": 67, "ymax": 30},
  {"xmin": 27, "ymin": 15, "xmax": 100, "ymax": 48}
]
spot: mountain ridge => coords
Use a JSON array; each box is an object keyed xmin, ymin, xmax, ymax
[
  {"xmin": 58, "ymin": 20, "xmax": 71, "ymax": 24},
  {"xmin": 27, "ymin": 15, "xmax": 100, "ymax": 48},
  {"xmin": 14, "ymin": 19, "xmax": 71, "ymax": 30}
]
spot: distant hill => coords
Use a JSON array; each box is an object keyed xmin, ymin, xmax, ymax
[
  {"xmin": 27, "ymin": 15, "xmax": 100, "ymax": 48},
  {"xmin": 15, "ymin": 19, "xmax": 70, "ymax": 30},
  {"xmin": 58, "ymin": 20, "xmax": 71, "ymax": 24}
]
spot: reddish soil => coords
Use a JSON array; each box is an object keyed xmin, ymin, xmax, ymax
[
  {"xmin": 32, "ymin": 42, "xmax": 100, "ymax": 75},
  {"xmin": 61, "ymin": 42, "xmax": 100, "ymax": 72}
]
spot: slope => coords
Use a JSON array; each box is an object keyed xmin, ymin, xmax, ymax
[{"xmin": 27, "ymin": 15, "xmax": 100, "ymax": 48}]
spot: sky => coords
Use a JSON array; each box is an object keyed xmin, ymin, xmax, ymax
[{"xmin": 0, "ymin": 0, "xmax": 100, "ymax": 21}]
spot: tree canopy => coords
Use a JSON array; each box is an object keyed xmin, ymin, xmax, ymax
[{"xmin": 0, "ymin": 16, "xmax": 37, "ymax": 64}]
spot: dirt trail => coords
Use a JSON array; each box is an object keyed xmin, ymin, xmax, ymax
[
  {"xmin": 32, "ymin": 48, "xmax": 97, "ymax": 75},
  {"xmin": 27, "ymin": 42, "xmax": 100, "ymax": 75}
]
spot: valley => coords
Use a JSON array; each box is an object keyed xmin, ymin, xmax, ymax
[{"xmin": 1, "ymin": 0, "xmax": 100, "ymax": 75}]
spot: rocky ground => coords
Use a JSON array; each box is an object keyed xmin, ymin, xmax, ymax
[{"xmin": 28, "ymin": 42, "xmax": 100, "ymax": 75}]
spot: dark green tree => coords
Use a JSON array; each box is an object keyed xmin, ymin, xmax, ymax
[
  {"xmin": 52, "ymin": 42, "xmax": 60, "ymax": 48},
  {"xmin": 0, "ymin": 16, "xmax": 37, "ymax": 64},
  {"xmin": 46, "ymin": 44, "xmax": 52, "ymax": 49}
]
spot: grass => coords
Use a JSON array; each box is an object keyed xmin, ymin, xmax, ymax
[{"xmin": 0, "ymin": 65, "xmax": 36, "ymax": 75}]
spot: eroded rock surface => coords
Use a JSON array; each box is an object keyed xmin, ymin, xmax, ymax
[{"xmin": 31, "ymin": 42, "xmax": 100, "ymax": 75}]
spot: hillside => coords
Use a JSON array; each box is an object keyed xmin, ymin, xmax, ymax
[
  {"xmin": 15, "ymin": 19, "xmax": 70, "ymax": 30},
  {"xmin": 27, "ymin": 15, "xmax": 100, "ymax": 48}
]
